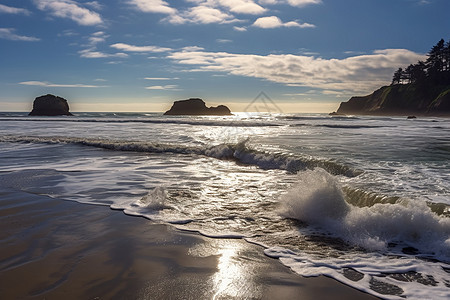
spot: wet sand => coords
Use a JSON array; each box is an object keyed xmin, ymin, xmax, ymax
[{"xmin": 0, "ymin": 188, "xmax": 378, "ymax": 299}]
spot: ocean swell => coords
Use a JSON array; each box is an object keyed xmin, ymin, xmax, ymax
[
  {"xmin": 0, "ymin": 117, "xmax": 280, "ymax": 127},
  {"xmin": 0, "ymin": 135, "xmax": 360, "ymax": 177}
]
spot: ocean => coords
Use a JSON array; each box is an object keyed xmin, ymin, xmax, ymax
[{"xmin": 0, "ymin": 111, "xmax": 449, "ymax": 299}]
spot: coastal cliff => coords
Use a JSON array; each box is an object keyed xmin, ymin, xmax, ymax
[
  {"xmin": 164, "ymin": 98, "xmax": 232, "ymax": 115},
  {"xmin": 335, "ymin": 38, "xmax": 450, "ymax": 116},
  {"xmin": 336, "ymin": 84, "xmax": 450, "ymax": 116}
]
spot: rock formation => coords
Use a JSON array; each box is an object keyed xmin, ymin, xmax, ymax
[
  {"xmin": 29, "ymin": 94, "xmax": 73, "ymax": 116},
  {"xmin": 164, "ymin": 98, "xmax": 232, "ymax": 115},
  {"xmin": 335, "ymin": 84, "xmax": 450, "ymax": 116}
]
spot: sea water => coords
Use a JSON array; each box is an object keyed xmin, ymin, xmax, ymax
[{"xmin": 0, "ymin": 112, "xmax": 449, "ymax": 299}]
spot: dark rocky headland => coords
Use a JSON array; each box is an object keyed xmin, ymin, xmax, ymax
[
  {"xmin": 29, "ymin": 94, "xmax": 73, "ymax": 116},
  {"xmin": 334, "ymin": 84, "xmax": 450, "ymax": 116},
  {"xmin": 333, "ymin": 39, "xmax": 450, "ymax": 117},
  {"xmin": 164, "ymin": 98, "xmax": 232, "ymax": 115}
]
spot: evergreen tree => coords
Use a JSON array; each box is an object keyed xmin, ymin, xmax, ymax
[
  {"xmin": 426, "ymin": 39, "xmax": 445, "ymax": 83},
  {"xmin": 392, "ymin": 67, "xmax": 403, "ymax": 85},
  {"xmin": 404, "ymin": 64, "xmax": 414, "ymax": 83},
  {"xmin": 410, "ymin": 61, "xmax": 427, "ymax": 83},
  {"xmin": 390, "ymin": 38, "xmax": 450, "ymax": 86},
  {"xmin": 442, "ymin": 40, "xmax": 450, "ymax": 83},
  {"xmin": 445, "ymin": 40, "xmax": 450, "ymax": 72}
]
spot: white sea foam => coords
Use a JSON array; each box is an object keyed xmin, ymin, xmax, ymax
[
  {"xmin": 137, "ymin": 186, "xmax": 169, "ymax": 210},
  {"xmin": 276, "ymin": 168, "xmax": 450, "ymax": 299},
  {"xmin": 280, "ymin": 168, "xmax": 450, "ymax": 257},
  {"xmin": 264, "ymin": 247, "xmax": 450, "ymax": 300}
]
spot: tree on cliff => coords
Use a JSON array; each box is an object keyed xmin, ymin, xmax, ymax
[
  {"xmin": 403, "ymin": 62, "xmax": 427, "ymax": 84},
  {"xmin": 426, "ymin": 39, "xmax": 446, "ymax": 83},
  {"xmin": 391, "ymin": 38, "xmax": 450, "ymax": 86},
  {"xmin": 392, "ymin": 68, "xmax": 403, "ymax": 85}
]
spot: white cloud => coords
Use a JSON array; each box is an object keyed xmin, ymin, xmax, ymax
[
  {"xmin": 182, "ymin": 46, "xmax": 205, "ymax": 51},
  {"xmin": 215, "ymin": 0, "xmax": 266, "ymax": 14},
  {"xmin": 92, "ymin": 31, "xmax": 106, "ymax": 36},
  {"xmin": 19, "ymin": 81, "xmax": 108, "ymax": 88},
  {"xmin": 145, "ymin": 77, "xmax": 178, "ymax": 80},
  {"xmin": 83, "ymin": 31, "xmax": 109, "ymax": 48},
  {"xmin": 110, "ymin": 43, "xmax": 172, "ymax": 53},
  {"xmin": 168, "ymin": 48, "xmax": 425, "ymax": 94},
  {"xmin": 233, "ymin": 26, "xmax": 247, "ymax": 31},
  {"xmin": 128, "ymin": 0, "xmax": 176, "ymax": 14},
  {"xmin": 131, "ymin": 0, "xmax": 262, "ymax": 25},
  {"xmin": 187, "ymin": 0, "xmax": 266, "ymax": 14},
  {"xmin": 0, "ymin": 28, "xmax": 40, "ymax": 41},
  {"xmin": 258, "ymin": 0, "xmax": 277, "ymax": 4},
  {"xmin": 33, "ymin": 0, "xmax": 103, "ymax": 26},
  {"xmin": 87, "ymin": 31, "xmax": 108, "ymax": 44},
  {"xmin": 258, "ymin": 0, "xmax": 322, "ymax": 7},
  {"xmin": 164, "ymin": 5, "xmax": 240, "ymax": 24},
  {"xmin": 79, "ymin": 48, "xmax": 128, "ymax": 58},
  {"xmin": 58, "ymin": 29, "xmax": 79, "ymax": 37},
  {"xmin": 286, "ymin": 0, "xmax": 322, "ymax": 7},
  {"xmin": 145, "ymin": 85, "xmax": 179, "ymax": 90},
  {"xmin": 188, "ymin": 5, "xmax": 239, "ymax": 23},
  {"xmin": 253, "ymin": 16, "xmax": 315, "ymax": 28},
  {"xmin": 84, "ymin": 1, "xmax": 103, "ymax": 10},
  {"xmin": 88, "ymin": 36, "xmax": 106, "ymax": 45},
  {"xmin": 0, "ymin": 4, "xmax": 31, "ymax": 15}
]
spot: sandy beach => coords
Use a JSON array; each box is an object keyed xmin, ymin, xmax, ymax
[{"xmin": 0, "ymin": 187, "xmax": 378, "ymax": 299}]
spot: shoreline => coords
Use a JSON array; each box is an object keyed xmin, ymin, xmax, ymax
[{"xmin": 0, "ymin": 188, "xmax": 379, "ymax": 299}]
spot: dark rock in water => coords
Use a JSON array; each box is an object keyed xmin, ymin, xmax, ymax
[
  {"xmin": 164, "ymin": 98, "xmax": 232, "ymax": 115},
  {"xmin": 407, "ymin": 115, "xmax": 417, "ymax": 119},
  {"xmin": 329, "ymin": 111, "xmax": 344, "ymax": 116},
  {"xmin": 29, "ymin": 94, "xmax": 73, "ymax": 116}
]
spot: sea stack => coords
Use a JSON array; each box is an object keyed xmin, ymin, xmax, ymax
[
  {"xmin": 164, "ymin": 98, "xmax": 232, "ymax": 116},
  {"xmin": 29, "ymin": 94, "xmax": 73, "ymax": 116}
]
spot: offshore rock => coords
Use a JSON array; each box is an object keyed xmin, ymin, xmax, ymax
[
  {"xmin": 29, "ymin": 94, "xmax": 73, "ymax": 116},
  {"xmin": 164, "ymin": 98, "xmax": 232, "ymax": 115}
]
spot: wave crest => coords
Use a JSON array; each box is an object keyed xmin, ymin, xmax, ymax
[
  {"xmin": 280, "ymin": 168, "xmax": 450, "ymax": 258},
  {"xmin": 0, "ymin": 135, "xmax": 360, "ymax": 177}
]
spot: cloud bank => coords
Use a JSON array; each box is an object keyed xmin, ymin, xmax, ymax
[
  {"xmin": 129, "ymin": 0, "xmax": 319, "ymax": 25},
  {"xmin": 168, "ymin": 48, "xmax": 425, "ymax": 94}
]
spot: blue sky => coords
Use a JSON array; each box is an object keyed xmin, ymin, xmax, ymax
[{"xmin": 0, "ymin": 0, "xmax": 448, "ymax": 112}]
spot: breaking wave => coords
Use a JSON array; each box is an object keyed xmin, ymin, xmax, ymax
[
  {"xmin": 280, "ymin": 168, "xmax": 450, "ymax": 259},
  {"xmin": 0, "ymin": 135, "xmax": 361, "ymax": 177}
]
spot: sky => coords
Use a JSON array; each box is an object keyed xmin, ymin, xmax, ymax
[{"xmin": 0, "ymin": 0, "xmax": 448, "ymax": 113}]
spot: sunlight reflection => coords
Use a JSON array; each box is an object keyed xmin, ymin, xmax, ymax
[
  {"xmin": 188, "ymin": 238, "xmax": 264, "ymax": 299},
  {"xmin": 212, "ymin": 240, "xmax": 244, "ymax": 300}
]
